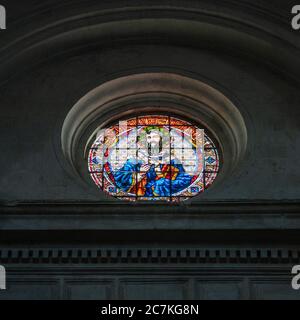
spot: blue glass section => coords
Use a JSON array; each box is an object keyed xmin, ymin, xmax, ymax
[
  {"xmin": 111, "ymin": 159, "xmax": 192, "ymax": 196},
  {"xmin": 205, "ymin": 156, "xmax": 216, "ymax": 164}
]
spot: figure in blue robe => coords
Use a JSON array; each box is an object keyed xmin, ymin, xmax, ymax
[{"xmin": 112, "ymin": 159, "xmax": 192, "ymax": 197}]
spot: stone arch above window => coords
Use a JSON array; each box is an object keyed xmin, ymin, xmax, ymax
[{"xmin": 61, "ymin": 73, "xmax": 247, "ymax": 202}]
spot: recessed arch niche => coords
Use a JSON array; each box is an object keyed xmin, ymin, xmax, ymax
[{"xmin": 61, "ymin": 73, "xmax": 247, "ymax": 201}]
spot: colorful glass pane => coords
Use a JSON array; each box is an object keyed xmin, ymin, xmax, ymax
[{"xmin": 88, "ymin": 115, "xmax": 220, "ymax": 201}]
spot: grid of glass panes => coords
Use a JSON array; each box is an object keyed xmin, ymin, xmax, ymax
[{"xmin": 88, "ymin": 115, "xmax": 219, "ymax": 201}]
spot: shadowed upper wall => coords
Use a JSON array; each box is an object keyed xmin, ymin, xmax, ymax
[{"xmin": 0, "ymin": 0, "xmax": 299, "ymax": 202}]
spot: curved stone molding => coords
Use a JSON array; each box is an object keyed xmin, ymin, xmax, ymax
[
  {"xmin": 61, "ymin": 73, "xmax": 247, "ymax": 198},
  {"xmin": 0, "ymin": 2, "xmax": 299, "ymax": 85}
]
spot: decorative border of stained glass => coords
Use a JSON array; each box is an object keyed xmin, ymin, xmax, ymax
[{"xmin": 88, "ymin": 115, "xmax": 220, "ymax": 202}]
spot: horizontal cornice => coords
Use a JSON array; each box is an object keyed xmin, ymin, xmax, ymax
[
  {"xmin": 0, "ymin": 201, "xmax": 299, "ymax": 232},
  {"xmin": 0, "ymin": 247, "xmax": 299, "ymax": 265},
  {"xmin": 0, "ymin": 200, "xmax": 299, "ymax": 214}
]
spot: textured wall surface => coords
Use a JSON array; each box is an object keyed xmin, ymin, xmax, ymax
[{"xmin": 0, "ymin": 1, "xmax": 299, "ymax": 202}]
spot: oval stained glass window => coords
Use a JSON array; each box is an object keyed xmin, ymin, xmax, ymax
[{"xmin": 88, "ymin": 115, "xmax": 220, "ymax": 201}]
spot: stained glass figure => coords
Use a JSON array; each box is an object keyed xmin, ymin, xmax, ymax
[{"xmin": 88, "ymin": 115, "xmax": 220, "ymax": 201}]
